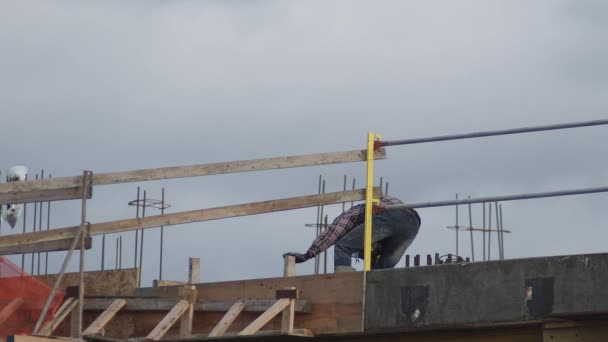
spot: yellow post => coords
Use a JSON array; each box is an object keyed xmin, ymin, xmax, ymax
[{"xmin": 364, "ymin": 132, "xmax": 381, "ymax": 271}]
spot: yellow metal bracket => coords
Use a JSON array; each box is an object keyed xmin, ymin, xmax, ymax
[{"xmin": 364, "ymin": 132, "xmax": 381, "ymax": 271}]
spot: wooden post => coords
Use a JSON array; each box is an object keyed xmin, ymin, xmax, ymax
[
  {"xmin": 276, "ymin": 287, "xmax": 299, "ymax": 335},
  {"xmin": 178, "ymin": 285, "xmax": 197, "ymax": 338},
  {"xmin": 188, "ymin": 258, "xmax": 200, "ymax": 284},
  {"xmin": 283, "ymin": 256, "xmax": 295, "ymax": 277}
]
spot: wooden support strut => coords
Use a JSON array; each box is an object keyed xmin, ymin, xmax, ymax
[
  {"xmin": 238, "ymin": 299, "xmax": 291, "ymax": 336},
  {"xmin": 0, "ymin": 148, "xmax": 386, "ymax": 206},
  {"xmin": 0, "ymin": 298, "xmax": 24, "ymax": 326},
  {"xmin": 82, "ymin": 298, "xmax": 126, "ymax": 336},
  {"xmin": 38, "ymin": 298, "xmax": 78, "ymax": 336},
  {"xmin": 208, "ymin": 302, "xmax": 245, "ymax": 337},
  {"xmin": 146, "ymin": 300, "xmax": 190, "ymax": 341},
  {"xmin": 0, "ymin": 187, "xmax": 382, "ymax": 252}
]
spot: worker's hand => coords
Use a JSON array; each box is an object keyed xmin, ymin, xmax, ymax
[
  {"xmin": 372, "ymin": 204, "xmax": 385, "ymax": 215},
  {"xmin": 283, "ymin": 251, "xmax": 314, "ymax": 263}
]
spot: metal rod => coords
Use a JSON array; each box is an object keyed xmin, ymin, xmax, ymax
[
  {"xmin": 342, "ymin": 175, "xmax": 347, "ymax": 212},
  {"xmin": 115, "ymin": 237, "xmax": 119, "ymax": 269},
  {"xmin": 468, "ymin": 198, "xmax": 474, "ymax": 261},
  {"xmin": 134, "ymin": 187, "xmax": 140, "ymax": 268},
  {"xmin": 77, "ymin": 171, "xmax": 91, "ymax": 338},
  {"xmin": 482, "ymin": 202, "xmax": 486, "ymax": 261},
  {"xmin": 31, "ymin": 173, "xmax": 38, "ymax": 274},
  {"xmin": 455, "ymin": 194, "xmax": 459, "ymax": 257},
  {"xmin": 385, "ymin": 182, "xmax": 389, "ymax": 196},
  {"xmin": 351, "ymin": 178, "xmax": 356, "ymax": 208},
  {"xmin": 21, "ymin": 175, "xmax": 27, "ymax": 273},
  {"xmin": 138, "ymin": 190, "xmax": 146, "ymax": 287},
  {"xmin": 499, "ymin": 204, "xmax": 505, "ymax": 259},
  {"xmin": 385, "ymin": 185, "xmax": 608, "ymax": 210},
  {"xmin": 314, "ymin": 175, "xmax": 322, "ymax": 275},
  {"xmin": 488, "ymin": 203, "xmax": 492, "ymax": 261},
  {"xmin": 159, "ymin": 187, "xmax": 165, "ymax": 280},
  {"xmin": 316, "ymin": 180, "xmax": 326, "ymax": 275},
  {"xmin": 119, "ymin": 235, "xmax": 122, "ymax": 269},
  {"xmin": 495, "ymin": 202, "xmax": 501, "ymax": 260},
  {"xmin": 323, "ymin": 214, "xmax": 328, "ymax": 274},
  {"xmin": 101, "ymin": 234, "xmax": 106, "ymax": 271},
  {"xmin": 45, "ymin": 174, "xmax": 51, "ymax": 275},
  {"xmin": 37, "ymin": 170, "xmax": 44, "ymax": 275},
  {"xmin": 381, "ymin": 119, "xmax": 608, "ymax": 147},
  {"xmin": 32, "ymin": 219, "xmax": 86, "ymax": 334}
]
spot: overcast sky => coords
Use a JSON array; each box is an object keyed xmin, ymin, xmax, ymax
[{"xmin": 1, "ymin": 1, "xmax": 608, "ymax": 286}]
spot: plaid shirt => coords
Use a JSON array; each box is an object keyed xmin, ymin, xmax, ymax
[{"xmin": 307, "ymin": 196, "xmax": 410, "ymax": 256}]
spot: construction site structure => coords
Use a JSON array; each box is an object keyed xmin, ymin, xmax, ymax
[{"xmin": 1, "ymin": 119, "xmax": 608, "ymax": 342}]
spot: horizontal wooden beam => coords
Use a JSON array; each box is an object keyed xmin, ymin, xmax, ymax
[
  {"xmin": 82, "ymin": 298, "xmax": 311, "ymax": 313},
  {"xmin": 0, "ymin": 187, "xmax": 381, "ymax": 249},
  {"xmin": 0, "ymin": 149, "xmax": 386, "ymax": 205},
  {"xmin": 0, "ymin": 237, "xmax": 92, "ymax": 256}
]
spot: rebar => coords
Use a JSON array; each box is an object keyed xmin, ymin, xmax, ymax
[
  {"xmin": 495, "ymin": 202, "xmax": 501, "ymax": 260},
  {"xmin": 499, "ymin": 204, "xmax": 505, "ymax": 259},
  {"xmin": 31, "ymin": 173, "xmax": 38, "ymax": 274},
  {"xmin": 488, "ymin": 203, "xmax": 492, "ymax": 261},
  {"xmin": 455, "ymin": 194, "xmax": 459, "ymax": 257},
  {"xmin": 45, "ymin": 174, "xmax": 51, "ymax": 275},
  {"xmin": 159, "ymin": 187, "xmax": 165, "ymax": 280},
  {"xmin": 134, "ymin": 187, "xmax": 140, "ymax": 268},
  {"xmin": 380, "ymin": 119, "xmax": 608, "ymax": 147},
  {"xmin": 468, "ymin": 198, "xmax": 474, "ymax": 261},
  {"xmin": 138, "ymin": 190, "xmax": 146, "ymax": 287},
  {"xmin": 482, "ymin": 203, "xmax": 486, "ymax": 261}
]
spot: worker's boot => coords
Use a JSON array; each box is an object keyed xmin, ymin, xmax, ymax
[{"xmin": 334, "ymin": 266, "xmax": 356, "ymax": 273}]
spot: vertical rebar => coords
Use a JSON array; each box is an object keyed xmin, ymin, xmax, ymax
[
  {"xmin": 77, "ymin": 171, "xmax": 92, "ymax": 338},
  {"xmin": 342, "ymin": 175, "xmax": 347, "ymax": 212},
  {"xmin": 323, "ymin": 214, "xmax": 328, "ymax": 274},
  {"xmin": 487, "ymin": 203, "xmax": 492, "ymax": 261},
  {"xmin": 482, "ymin": 202, "xmax": 486, "ymax": 261},
  {"xmin": 37, "ymin": 170, "xmax": 44, "ymax": 275},
  {"xmin": 119, "ymin": 236, "xmax": 123, "ymax": 269},
  {"xmin": 379, "ymin": 177, "xmax": 383, "ymax": 196},
  {"xmin": 101, "ymin": 234, "xmax": 106, "ymax": 271},
  {"xmin": 351, "ymin": 178, "xmax": 356, "ymax": 208},
  {"xmin": 115, "ymin": 237, "xmax": 119, "ymax": 269},
  {"xmin": 138, "ymin": 190, "xmax": 146, "ymax": 287},
  {"xmin": 455, "ymin": 193, "xmax": 459, "ymax": 257},
  {"xmin": 31, "ymin": 173, "xmax": 38, "ymax": 274},
  {"xmin": 316, "ymin": 180, "xmax": 326, "ymax": 274},
  {"xmin": 314, "ymin": 175, "xmax": 322, "ymax": 275},
  {"xmin": 45, "ymin": 174, "xmax": 51, "ymax": 275},
  {"xmin": 495, "ymin": 202, "xmax": 501, "ymax": 260},
  {"xmin": 21, "ymin": 174, "xmax": 27, "ymax": 273},
  {"xmin": 499, "ymin": 204, "xmax": 505, "ymax": 259},
  {"xmin": 385, "ymin": 182, "xmax": 389, "ymax": 196},
  {"xmin": 468, "ymin": 197, "xmax": 474, "ymax": 261},
  {"xmin": 159, "ymin": 188, "xmax": 165, "ymax": 280},
  {"xmin": 134, "ymin": 187, "xmax": 140, "ymax": 268}
]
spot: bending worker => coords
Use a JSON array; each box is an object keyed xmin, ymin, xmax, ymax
[{"xmin": 284, "ymin": 195, "xmax": 421, "ymax": 272}]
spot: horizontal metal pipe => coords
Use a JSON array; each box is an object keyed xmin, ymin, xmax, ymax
[
  {"xmin": 385, "ymin": 186, "xmax": 608, "ymax": 210},
  {"xmin": 381, "ymin": 119, "xmax": 608, "ymax": 146}
]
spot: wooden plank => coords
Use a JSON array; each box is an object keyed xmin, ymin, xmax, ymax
[
  {"xmin": 238, "ymin": 299, "xmax": 291, "ymax": 336},
  {"xmin": 188, "ymin": 258, "xmax": 200, "ymax": 284},
  {"xmin": 0, "ymin": 149, "xmax": 386, "ymax": 206},
  {"xmin": 38, "ymin": 298, "xmax": 78, "ymax": 336},
  {"xmin": 283, "ymin": 256, "xmax": 295, "ymax": 277},
  {"xmin": 281, "ymin": 299, "xmax": 295, "ymax": 334},
  {"xmin": 0, "ymin": 187, "xmax": 381, "ymax": 249},
  {"xmin": 179, "ymin": 303, "xmax": 193, "ymax": 338},
  {"xmin": 0, "ymin": 298, "xmax": 24, "ymax": 325},
  {"xmin": 208, "ymin": 301, "xmax": 245, "ymax": 337},
  {"xmin": 146, "ymin": 300, "xmax": 190, "ymax": 341},
  {"xmin": 0, "ymin": 237, "xmax": 92, "ymax": 256},
  {"xmin": 82, "ymin": 298, "xmax": 311, "ymax": 313},
  {"xmin": 154, "ymin": 280, "xmax": 186, "ymax": 287},
  {"xmin": 92, "ymin": 148, "xmax": 386, "ymax": 185},
  {"xmin": 7, "ymin": 335, "xmax": 86, "ymax": 342},
  {"xmin": 82, "ymin": 299, "xmax": 126, "ymax": 336}
]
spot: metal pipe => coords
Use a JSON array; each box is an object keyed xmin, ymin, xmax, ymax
[
  {"xmin": 159, "ymin": 187, "xmax": 165, "ymax": 280},
  {"xmin": 384, "ymin": 185, "xmax": 608, "ymax": 210},
  {"xmin": 381, "ymin": 119, "xmax": 608, "ymax": 147},
  {"xmin": 468, "ymin": 198, "xmax": 474, "ymax": 261}
]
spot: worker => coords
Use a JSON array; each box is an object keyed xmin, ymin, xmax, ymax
[{"xmin": 284, "ymin": 195, "xmax": 421, "ymax": 272}]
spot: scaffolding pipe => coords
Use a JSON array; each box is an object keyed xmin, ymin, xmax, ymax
[
  {"xmin": 384, "ymin": 185, "xmax": 608, "ymax": 210},
  {"xmin": 379, "ymin": 119, "xmax": 608, "ymax": 147}
]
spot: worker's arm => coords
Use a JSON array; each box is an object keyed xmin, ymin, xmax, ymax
[{"xmin": 283, "ymin": 204, "xmax": 366, "ymax": 263}]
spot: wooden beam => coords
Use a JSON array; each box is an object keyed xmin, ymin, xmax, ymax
[
  {"xmin": 188, "ymin": 258, "xmax": 200, "ymax": 284},
  {"xmin": 82, "ymin": 299, "xmax": 126, "ymax": 336},
  {"xmin": 238, "ymin": 298, "xmax": 291, "ymax": 336},
  {"xmin": 0, "ymin": 237, "xmax": 92, "ymax": 256},
  {"xmin": 0, "ymin": 298, "xmax": 24, "ymax": 325},
  {"xmin": 0, "ymin": 149, "xmax": 386, "ymax": 206},
  {"xmin": 0, "ymin": 187, "xmax": 381, "ymax": 249},
  {"xmin": 38, "ymin": 298, "xmax": 78, "ymax": 336},
  {"xmin": 207, "ymin": 301, "xmax": 245, "ymax": 337},
  {"xmin": 154, "ymin": 280, "xmax": 186, "ymax": 287},
  {"xmin": 7, "ymin": 335, "xmax": 86, "ymax": 342},
  {"xmin": 146, "ymin": 300, "xmax": 190, "ymax": 341},
  {"xmin": 82, "ymin": 298, "xmax": 311, "ymax": 313}
]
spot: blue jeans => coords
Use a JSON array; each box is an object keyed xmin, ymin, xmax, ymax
[{"xmin": 334, "ymin": 208, "xmax": 420, "ymax": 269}]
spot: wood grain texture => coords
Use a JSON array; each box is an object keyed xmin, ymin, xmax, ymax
[
  {"xmin": 0, "ymin": 237, "xmax": 92, "ymax": 256},
  {"xmin": 208, "ymin": 302, "xmax": 245, "ymax": 337},
  {"xmin": 35, "ymin": 268, "xmax": 139, "ymax": 297},
  {"xmin": 0, "ymin": 187, "xmax": 381, "ymax": 249},
  {"xmin": 82, "ymin": 299, "xmax": 126, "ymax": 336},
  {"xmin": 146, "ymin": 300, "xmax": 190, "ymax": 341},
  {"xmin": 238, "ymin": 299, "xmax": 291, "ymax": 336}
]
